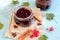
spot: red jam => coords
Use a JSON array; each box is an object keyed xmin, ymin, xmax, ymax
[
  {"xmin": 16, "ymin": 8, "xmax": 31, "ymax": 18},
  {"xmin": 36, "ymin": 0, "xmax": 51, "ymax": 10},
  {"xmin": 14, "ymin": 7, "xmax": 33, "ymax": 26}
]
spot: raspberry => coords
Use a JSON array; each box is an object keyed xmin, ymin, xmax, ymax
[
  {"xmin": 46, "ymin": 27, "xmax": 54, "ymax": 32},
  {"xmin": 49, "ymin": 27, "xmax": 54, "ymax": 32},
  {"xmin": 46, "ymin": 28, "xmax": 49, "ymax": 30},
  {"xmin": 30, "ymin": 34, "xmax": 34, "ymax": 38},
  {"xmin": 30, "ymin": 29, "xmax": 39, "ymax": 38}
]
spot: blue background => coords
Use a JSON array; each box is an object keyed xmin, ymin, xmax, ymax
[{"xmin": 0, "ymin": 0, "xmax": 60, "ymax": 40}]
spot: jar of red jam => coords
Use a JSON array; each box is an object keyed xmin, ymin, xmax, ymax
[
  {"xmin": 36, "ymin": 0, "xmax": 51, "ymax": 10},
  {"xmin": 14, "ymin": 6, "xmax": 33, "ymax": 27}
]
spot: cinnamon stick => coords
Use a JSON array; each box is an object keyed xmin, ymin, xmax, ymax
[
  {"xmin": 34, "ymin": 16, "xmax": 41, "ymax": 22},
  {"xmin": 18, "ymin": 29, "xmax": 32, "ymax": 40}
]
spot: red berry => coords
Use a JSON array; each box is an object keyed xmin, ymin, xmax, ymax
[
  {"xmin": 34, "ymin": 33, "xmax": 39, "ymax": 37},
  {"xmin": 30, "ymin": 34, "xmax": 34, "ymax": 38},
  {"xmin": 33, "ymin": 29, "xmax": 39, "ymax": 34},
  {"xmin": 46, "ymin": 28, "xmax": 49, "ymax": 30},
  {"xmin": 49, "ymin": 27, "xmax": 54, "ymax": 32},
  {"xmin": 30, "ymin": 29, "xmax": 39, "ymax": 38}
]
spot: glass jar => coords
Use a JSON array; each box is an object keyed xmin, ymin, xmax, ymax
[
  {"xmin": 14, "ymin": 6, "xmax": 33, "ymax": 27},
  {"xmin": 36, "ymin": 0, "xmax": 51, "ymax": 10}
]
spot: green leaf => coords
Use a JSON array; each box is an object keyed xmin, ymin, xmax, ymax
[
  {"xmin": 22, "ymin": 2, "xmax": 30, "ymax": 6},
  {"xmin": 0, "ymin": 23, "xmax": 3, "ymax": 30},
  {"xmin": 43, "ymin": 35, "xmax": 48, "ymax": 38},
  {"xmin": 38, "ymin": 35, "xmax": 48, "ymax": 40},
  {"xmin": 12, "ymin": 0, "xmax": 19, "ymax": 5},
  {"xmin": 46, "ymin": 13, "xmax": 55, "ymax": 20}
]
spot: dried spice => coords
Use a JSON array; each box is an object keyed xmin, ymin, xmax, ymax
[
  {"xmin": 37, "ymin": 23, "xmax": 42, "ymax": 25},
  {"xmin": 18, "ymin": 29, "xmax": 32, "ymax": 40},
  {"xmin": 11, "ymin": 33, "xmax": 17, "ymax": 37},
  {"xmin": 34, "ymin": 16, "xmax": 41, "ymax": 22},
  {"xmin": 13, "ymin": 25, "xmax": 18, "ymax": 28}
]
